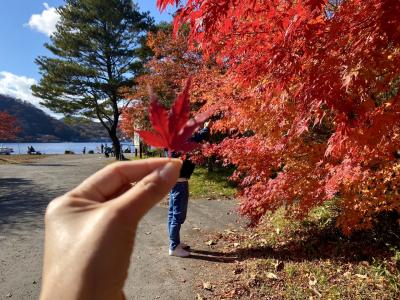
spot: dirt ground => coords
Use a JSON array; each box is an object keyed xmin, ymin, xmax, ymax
[{"xmin": 0, "ymin": 155, "xmax": 240, "ymax": 300}]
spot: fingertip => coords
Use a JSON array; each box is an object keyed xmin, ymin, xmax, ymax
[
  {"xmin": 170, "ymin": 158, "xmax": 183, "ymax": 169},
  {"xmin": 158, "ymin": 159, "xmax": 182, "ymax": 186},
  {"xmin": 112, "ymin": 159, "xmax": 183, "ymax": 221}
]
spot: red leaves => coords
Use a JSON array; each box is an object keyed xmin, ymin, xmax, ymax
[
  {"xmin": 306, "ymin": 0, "xmax": 328, "ymax": 11},
  {"xmin": 137, "ymin": 79, "xmax": 212, "ymax": 155},
  {"xmin": 158, "ymin": 0, "xmax": 400, "ymax": 234},
  {"xmin": 156, "ymin": 0, "xmax": 180, "ymax": 12},
  {"xmin": 0, "ymin": 111, "xmax": 20, "ymax": 141}
]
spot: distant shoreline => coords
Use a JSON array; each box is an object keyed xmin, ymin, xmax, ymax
[
  {"xmin": 0, "ymin": 140, "xmax": 112, "ymax": 143},
  {"xmin": 1, "ymin": 142, "xmax": 135, "ymax": 155}
]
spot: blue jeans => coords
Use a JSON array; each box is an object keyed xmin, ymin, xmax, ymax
[{"xmin": 168, "ymin": 181, "xmax": 189, "ymax": 250}]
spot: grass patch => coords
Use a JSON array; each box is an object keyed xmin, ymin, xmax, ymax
[
  {"xmin": 189, "ymin": 166, "xmax": 236, "ymax": 199},
  {"xmin": 195, "ymin": 203, "xmax": 400, "ymax": 299},
  {"xmin": 0, "ymin": 154, "xmax": 48, "ymax": 165},
  {"xmin": 128, "ymin": 156, "xmax": 237, "ymax": 199}
]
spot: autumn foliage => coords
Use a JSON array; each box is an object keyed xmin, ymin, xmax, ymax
[
  {"xmin": 120, "ymin": 25, "xmax": 221, "ymax": 138},
  {"xmin": 0, "ymin": 111, "xmax": 19, "ymax": 141},
  {"xmin": 120, "ymin": 27, "xmax": 194, "ymax": 136},
  {"xmin": 155, "ymin": 0, "xmax": 400, "ymax": 234}
]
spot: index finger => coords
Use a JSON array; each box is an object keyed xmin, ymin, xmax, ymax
[{"xmin": 68, "ymin": 158, "xmax": 181, "ymax": 202}]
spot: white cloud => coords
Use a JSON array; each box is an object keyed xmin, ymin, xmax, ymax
[
  {"xmin": 0, "ymin": 71, "xmax": 59, "ymax": 118},
  {"xmin": 0, "ymin": 72, "xmax": 38, "ymax": 104},
  {"xmin": 27, "ymin": 3, "xmax": 60, "ymax": 36}
]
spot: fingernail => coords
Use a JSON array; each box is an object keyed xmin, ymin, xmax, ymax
[{"xmin": 159, "ymin": 160, "xmax": 182, "ymax": 182}]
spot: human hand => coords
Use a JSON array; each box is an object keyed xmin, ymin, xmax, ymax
[{"xmin": 40, "ymin": 158, "xmax": 182, "ymax": 300}]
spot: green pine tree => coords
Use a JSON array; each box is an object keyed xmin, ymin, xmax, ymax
[{"xmin": 32, "ymin": 0, "xmax": 153, "ymax": 159}]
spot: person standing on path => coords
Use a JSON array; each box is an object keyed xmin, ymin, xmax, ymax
[
  {"xmin": 168, "ymin": 123, "xmax": 210, "ymax": 257},
  {"xmin": 82, "ymin": 146, "xmax": 86, "ymax": 155}
]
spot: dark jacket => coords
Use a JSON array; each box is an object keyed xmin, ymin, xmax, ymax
[{"xmin": 172, "ymin": 127, "xmax": 209, "ymax": 179}]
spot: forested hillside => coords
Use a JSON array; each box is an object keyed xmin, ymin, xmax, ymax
[{"xmin": 0, "ymin": 95, "xmax": 108, "ymax": 142}]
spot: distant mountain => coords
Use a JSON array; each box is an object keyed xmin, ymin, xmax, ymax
[
  {"xmin": 62, "ymin": 116, "xmax": 110, "ymax": 141},
  {"xmin": 0, "ymin": 94, "xmax": 110, "ymax": 142}
]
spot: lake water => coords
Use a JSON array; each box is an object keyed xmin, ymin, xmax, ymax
[{"xmin": 1, "ymin": 142, "xmax": 135, "ymax": 155}]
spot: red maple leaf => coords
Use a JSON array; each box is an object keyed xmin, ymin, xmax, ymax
[
  {"xmin": 137, "ymin": 78, "xmax": 212, "ymax": 156},
  {"xmin": 156, "ymin": 0, "xmax": 179, "ymax": 12}
]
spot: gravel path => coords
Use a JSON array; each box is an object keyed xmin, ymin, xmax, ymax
[{"xmin": 0, "ymin": 155, "xmax": 239, "ymax": 299}]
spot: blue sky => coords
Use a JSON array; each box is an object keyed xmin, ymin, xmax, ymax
[{"xmin": 0, "ymin": 1, "xmax": 173, "ymax": 115}]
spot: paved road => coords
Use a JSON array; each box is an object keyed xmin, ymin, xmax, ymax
[{"xmin": 0, "ymin": 155, "xmax": 239, "ymax": 299}]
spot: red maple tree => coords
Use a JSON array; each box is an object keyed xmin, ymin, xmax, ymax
[
  {"xmin": 0, "ymin": 111, "xmax": 20, "ymax": 141},
  {"xmin": 158, "ymin": 0, "xmax": 400, "ymax": 234}
]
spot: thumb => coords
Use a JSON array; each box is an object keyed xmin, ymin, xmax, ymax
[{"xmin": 113, "ymin": 159, "xmax": 182, "ymax": 222}]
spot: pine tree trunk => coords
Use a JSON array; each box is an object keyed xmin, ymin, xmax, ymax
[{"xmin": 109, "ymin": 128, "xmax": 124, "ymax": 161}]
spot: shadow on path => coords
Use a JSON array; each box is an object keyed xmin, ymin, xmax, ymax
[
  {"xmin": 21, "ymin": 163, "xmax": 77, "ymax": 167},
  {"xmin": 0, "ymin": 178, "xmax": 55, "ymax": 233},
  {"xmin": 198, "ymin": 220, "xmax": 400, "ymax": 265},
  {"xmin": 189, "ymin": 249, "xmax": 238, "ymax": 263}
]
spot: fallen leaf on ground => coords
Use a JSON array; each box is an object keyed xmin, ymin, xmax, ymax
[
  {"xmin": 203, "ymin": 282, "xmax": 213, "ymax": 291},
  {"xmin": 266, "ymin": 272, "xmax": 278, "ymax": 280},
  {"xmin": 206, "ymin": 240, "xmax": 216, "ymax": 246},
  {"xmin": 196, "ymin": 293, "xmax": 205, "ymax": 300},
  {"xmin": 343, "ymin": 271, "xmax": 351, "ymax": 277},
  {"xmin": 309, "ymin": 276, "xmax": 317, "ymax": 286},
  {"xmin": 355, "ymin": 274, "xmax": 368, "ymax": 279}
]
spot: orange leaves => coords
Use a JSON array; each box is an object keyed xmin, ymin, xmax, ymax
[
  {"xmin": 158, "ymin": 0, "xmax": 400, "ymax": 233},
  {"xmin": 336, "ymin": 161, "xmax": 400, "ymax": 234},
  {"xmin": 120, "ymin": 26, "xmax": 218, "ymax": 155},
  {"xmin": 120, "ymin": 103, "xmax": 145, "ymax": 138}
]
